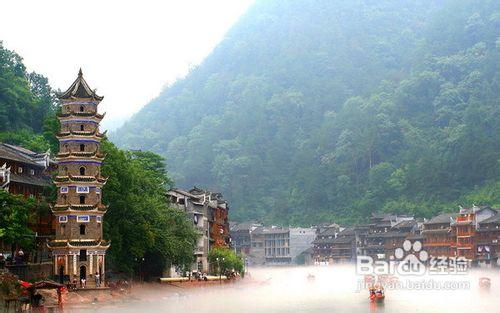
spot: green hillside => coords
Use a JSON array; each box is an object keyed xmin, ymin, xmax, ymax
[{"xmin": 111, "ymin": 0, "xmax": 500, "ymax": 225}]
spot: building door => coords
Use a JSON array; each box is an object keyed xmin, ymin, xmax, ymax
[
  {"xmin": 59, "ymin": 265, "xmax": 64, "ymax": 284},
  {"xmin": 80, "ymin": 265, "xmax": 86, "ymax": 280}
]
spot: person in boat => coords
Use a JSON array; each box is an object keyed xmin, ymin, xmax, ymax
[{"xmin": 369, "ymin": 286, "xmax": 376, "ymax": 298}]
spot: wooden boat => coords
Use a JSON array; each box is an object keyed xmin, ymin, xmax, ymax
[
  {"xmin": 369, "ymin": 286, "xmax": 385, "ymax": 303},
  {"xmin": 479, "ymin": 277, "xmax": 491, "ymax": 290}
]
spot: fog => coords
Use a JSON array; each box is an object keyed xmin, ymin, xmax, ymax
[{"xmin": 68, "ymin": 266, "xmax": 499, "ymax": 313}]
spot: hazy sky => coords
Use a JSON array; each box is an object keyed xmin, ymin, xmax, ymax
[{"xmin": 0, "ymin": 0, "xmax": 254, "ymax": 130}]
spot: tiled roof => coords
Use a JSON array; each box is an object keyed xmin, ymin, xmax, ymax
[
  {"xmin": 231, "ymin": 221, "xmax": 262, "ymax": 232},
  {"xmin": 0, "ymin": 144, "xmax": 41, "ymax": 167},
  {"xmin": 57, "ymin": 69, "xmax": 103, "ymax": 100},
  {"xmin": 480, "ymin": 213, "xmax": 500, "ymax": 225},
  {"xmin": 318, "ymin": 227, "xmax": 338, "ymax": 237},
  {"xmin": 424, "ymin": 213, "xmax": 458, "ymax": 225},
  {"xmin": 10, "ymin": 172, "xmax": 51, "ymax": 187},
  {"xmin": 332, "ymin": 236, "xmax": 355, "ymax": 244},
  {"xmin": 252, "ymin": 226, "xmax": 289, "ymax": 235},
  {"xmin": 312, "ymin": 237, "xmax": 335, "ymax": 244},
  {"xmin": 393, "ymin": 219, "xmax": 417, "ymax": 229}
]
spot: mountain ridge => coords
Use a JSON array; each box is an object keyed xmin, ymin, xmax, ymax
[{"xmin": 111, "ymin": 0, "xmax": 500, "ymax": 225}]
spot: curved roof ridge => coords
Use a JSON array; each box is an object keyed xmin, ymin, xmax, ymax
[{"xmin": 57, "ymin": 69, "xmax": 103, "ymax": 101}]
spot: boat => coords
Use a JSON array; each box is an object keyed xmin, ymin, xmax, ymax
[
  {"xmin": 479, "ymin": 277, "xmax": 491, "ymax": 290},
  {"xmin": 369, "ymin": 286, "xmax": 385, "ymax": 303}
]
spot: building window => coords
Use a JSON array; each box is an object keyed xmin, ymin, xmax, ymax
[
  {"xmin": 80, "ymin": 144, "xmax": 85, "ymax": 152},
  {"xmin": 79, "ymin": 167, "xmax": 86, "ymax": 176},
  {"xmin": 80, "ymin": 224, "xmax": 86, "ymax": 235},
  {"xmin": 77, "ymin": 215, "xmax": 90, "ymax": 223},
  {"xmin": 80, "ymin": 195, "xmax": 85, "ymax": 204},
  {"xmin": 79, "ymin": 249, "xmax": 87, "ymax": 261}
]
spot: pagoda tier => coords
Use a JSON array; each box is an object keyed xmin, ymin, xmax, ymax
[
  {"xmin": 52, "ymin": 203, "xmax": 108, "ymax": 213},
  {"xmin": 57, "ymin": 111, "xmax": 106, "ymax": 120},
  {"xmin": 56, "ymin": 150, "xmax": 106, "ymax": 160},
  {"xmin": 57, "ymin": 129, "xmax": 107, "ymax": 139},
  {"xmin": 54, "ymin": 174, "xmax": 108, "ymax": 185},
  {"xmin": 48, "ymin": 239, "xmax": 110, "ymax": 249}
]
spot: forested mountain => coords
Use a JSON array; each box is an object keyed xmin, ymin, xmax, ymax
[{"xmin": 112, "ymin": 0, "xmax": 500, "ymax": 225}]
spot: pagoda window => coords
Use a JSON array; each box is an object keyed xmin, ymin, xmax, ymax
[
  {"xmin": 79, "ymin": 249, "xmax": 87, "ymax": 261},
  {"xmin": 80, "ymin": 224, "xmax": 86, "ymax": 235},
  {"xmin": 80, "ymin": 195, "xmax": 86, "ymax": 204},
  {"xmin": 79, "ymin": 105, "xmax": 84, "ymax": 112},
  {"xmin": 79, "ymin": 167, "xmax": 86, "ymax": 176},
  {"xmin": 80, "ymin": 124, "xmax": 85, "ymax": 131},
  {"xmin": 61, "ymin": 224, "xmax": 66, "ymax": 236},
  {"xmin": 80, "ymin": 144, "xmax": 85, "ymax": 152}
]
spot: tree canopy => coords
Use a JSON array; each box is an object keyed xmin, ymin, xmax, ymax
[
  {"xmin": 0, "ymin": 41, "xmax": 58, "ymax": 153},
  {"xmin": 100, "ymin": 140, "xmax": 199, "ymax": 277}
]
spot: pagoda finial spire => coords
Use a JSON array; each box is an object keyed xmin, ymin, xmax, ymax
[{"xmin": 78, "ymin": 68, "xmax": 83, "ymax": 77}]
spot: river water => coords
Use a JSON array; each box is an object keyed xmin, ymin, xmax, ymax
[{"xmin": 68, "ymin": 266, "xmax": 498, "ymax": 313}]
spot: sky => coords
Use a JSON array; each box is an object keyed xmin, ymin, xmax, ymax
[{"xmin": 0, "ymin": 0, "xmax": 254, "ymax": 130}]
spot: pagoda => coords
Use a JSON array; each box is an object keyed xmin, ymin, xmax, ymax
[{"xmin": 48, "ymin": 69, "xmax": 110, "ymax": 286}]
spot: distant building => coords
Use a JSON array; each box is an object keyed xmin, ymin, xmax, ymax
[
  {"xmin": 167, "ymin": 188, "xmax": 210, "ymax": 272},
  {"xmin": 250, "ymin": 226, "xmax": 290, "ymax": 266},
  {"xmin": 477, "ymin": 213, "xmax": 500, "ymax": 267},
  {"xmin": 363, "ymin": 213, "xmax": 414, "ymax": 261},
  {"xmin": 289, "ymin": 227, "xmax": 316, "ymax": 263},
  {"xmin": 312, "ymin": 226, "xmax": 339, "ymax": 264},
  {"xmin": 167, "ymin": 187, "xmax": 231, "ymax": 273},
  {"xmin": 422, "ymin": 213, "xmax": 457, "ymax": 258},
  {"xmin": 451, "ymin": 206, "xmax": 497, "ymax": 261},
  {"xmin": 230, "ymin": 221, "xmax": 262, "ymax": 255}
]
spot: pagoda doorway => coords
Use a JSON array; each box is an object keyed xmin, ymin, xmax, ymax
[
  {"xmin": 80, "ymin": 265, "xmax": 86, "ymax": 280},
  {"xmin": 58, "ymin": 265, "xmax": 64, "ymax": 284}
]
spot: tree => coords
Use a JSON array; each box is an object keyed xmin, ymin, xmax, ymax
[
  {"xmin": 208, "ymin": 247, "xmax": 244, "ymax": 276},
  {"xmin": 100, "ymin": 140, "xmax": 199, "ymax": 278},
  {"xmin": 0, "ymin": 191, "xmax": 34, "ymax": 251}
]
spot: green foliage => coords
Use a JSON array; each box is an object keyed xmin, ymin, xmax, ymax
[
  {"xmin": 100, "ymin": 140, "xmax": 199, "ymax": 277},
  {"xmin": 0, "ymin": 190, "xmax": 35, "ymax": 249},
  {"xmin": 112, "ymin": 0, "xmax": 500, "ymax": 224},
  {"xmin": 208, "ymin": 247, "xmax": 244, "ymax": 276},
  {"xmin": 0, "ymin": 41, "xmax": 58, "ymax": 152}
]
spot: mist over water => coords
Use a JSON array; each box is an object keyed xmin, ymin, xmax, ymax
[{"xmin": 68, "ymin": 266, "xmax": 499, "ymax": 313}]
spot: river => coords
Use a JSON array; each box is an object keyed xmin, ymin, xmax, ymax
[{"xmin": 68, "ymin": 266, "xmax": 498, "ymax": 313}]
